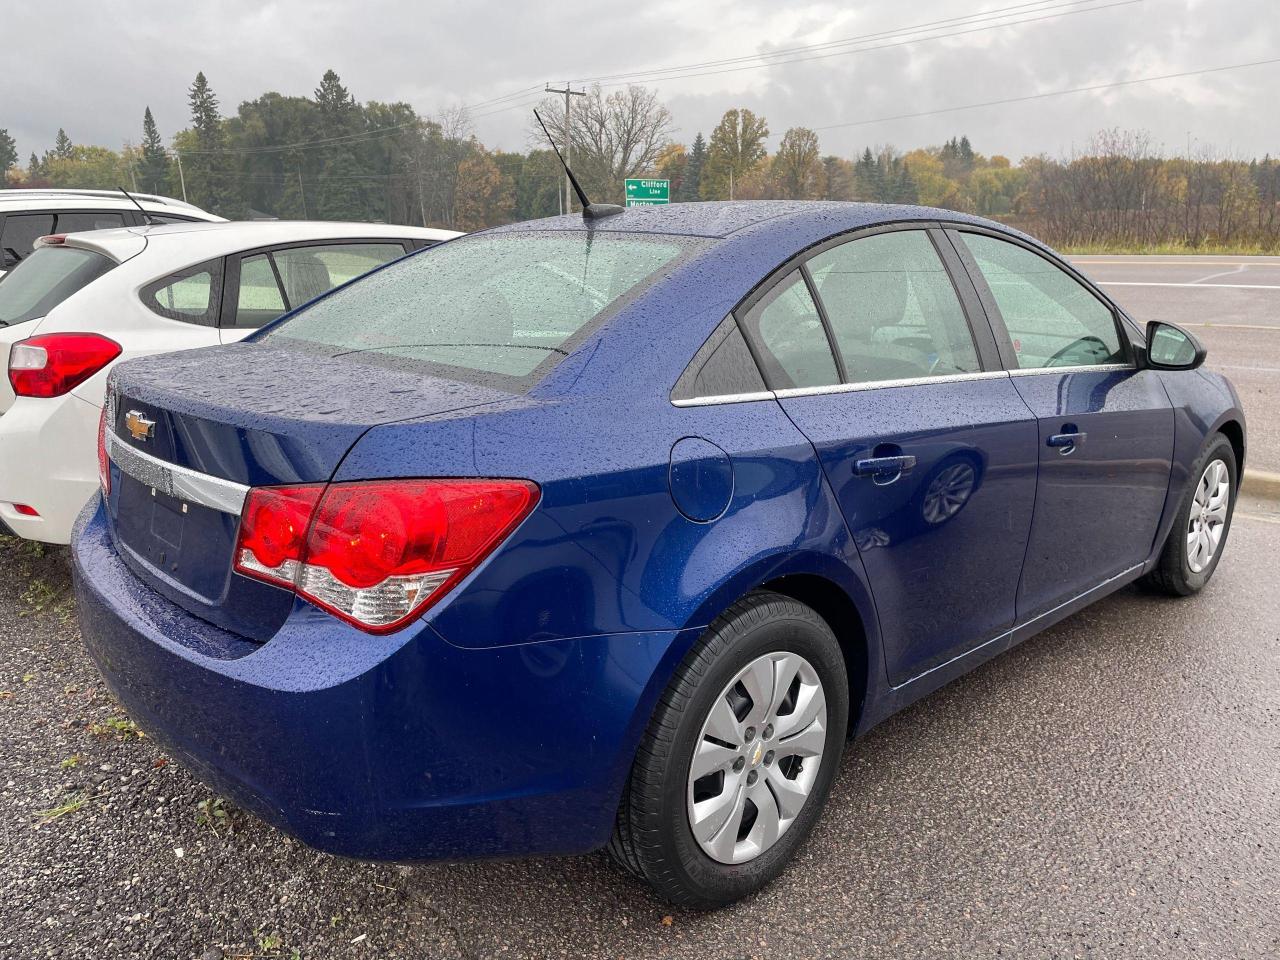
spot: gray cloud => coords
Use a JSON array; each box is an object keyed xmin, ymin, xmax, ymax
[{"xmin": 5, "ymin": 0, "xmax": 1277, "ymax": 164}]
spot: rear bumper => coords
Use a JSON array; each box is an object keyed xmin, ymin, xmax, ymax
[
  {"xmin": 0, "ymin": 394, "xmax": 99, "ymax": 544},
  {"xmin": 73, "ymin": 503, "xmax": 685, "ymax": 861}
]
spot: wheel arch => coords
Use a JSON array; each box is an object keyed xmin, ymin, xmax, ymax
[
  {"xmin": 1216, "ymin": 416, "xmax": 1245, "ymax": 473},
  {"xmin": 675, "ymin": 549, "xmax": 880, "ymax": 738}
]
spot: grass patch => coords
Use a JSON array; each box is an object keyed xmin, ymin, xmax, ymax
[
  {"xmin": 88, "ymin": 715, "xmax": 145, "ymax": 740},
  {"xmin": 0, "ymin": 535, "xmax": 74, "ymax": 620},
  {"xmin": 35, "ymin": 791, "xmax": 103, "ymax": 824},
  {"xmin": 1061, "ymin": 240, "xmax": 1280, "ymax": 256}
]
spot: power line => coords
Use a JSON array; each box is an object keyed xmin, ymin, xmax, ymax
[
  {"xmin": 572, "ymin": 0, "xmax": 1114, "ymax": 84},
  {"xmin": 589, "ymin": 0, "xmax": 1142, "ymax": 88},
  {"xmin": 810, "ymin": 56, "xmax": 1280, "ymax": 131},
  {"xmin": 169, "ymin": 0, "xmax": 1132, "ymax": 158}
]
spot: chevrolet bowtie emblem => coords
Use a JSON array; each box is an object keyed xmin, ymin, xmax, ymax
[{"xmin": 124, "ymin": 410, "xmax": 155, "ymax": 442}]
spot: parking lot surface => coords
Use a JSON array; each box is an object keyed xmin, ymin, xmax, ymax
[
  {"xmin": 1, "ymin": 259, "xmax": 1278, "ymax": 960},
  {"xmin": 1071, "ymin": 255, "xmax": 1280, "ymax": 473}
]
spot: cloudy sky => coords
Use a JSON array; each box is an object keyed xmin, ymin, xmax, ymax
[{"xmin": 5, "ymin": 0, "xmax": 1277, "ymax": 162}]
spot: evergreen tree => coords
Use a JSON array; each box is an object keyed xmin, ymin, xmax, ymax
[
  {"xmin": 854, "ymin": 147, "xmax": 884, "ymax": 200},
  {"xmin": 0, "ymin": 129, "xmax": 16, "ymax": 182},
  {"xmin": 959, "ymin": 135, "xmax": 974, "ymax": 163},
  {"xmin": 894, "ymin": 163, "xmax": 918, "ymax": 203},
  {"xmin": 185, "ymin": 72, "xmax": 241, "ymax": 215},
  {"xmin": 28, "ymin": 152, "xmax": 41, "ymax": 178},
  {"xmin": 54, "ymin": 128, "xmax": 74, "ymax": 160},
  {"xmin": 313, "ymin": 69, "xmax": 367, "ymax": 220},
  {"xmin": 681, "ymin": 132, "xmax": 707, "ymax": 202},
  {"xmin": 138, "ymin": 107, "xmax": 170, "ymax": 194}
]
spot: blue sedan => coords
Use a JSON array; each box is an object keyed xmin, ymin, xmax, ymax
[{"xmin": 74, "ymin": 201, "xmax": 1245, "ymax": 908}]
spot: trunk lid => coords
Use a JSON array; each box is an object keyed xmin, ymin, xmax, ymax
[{"xmin": 105, "ymin": 342, "xmax": 514, "ymax": 642}]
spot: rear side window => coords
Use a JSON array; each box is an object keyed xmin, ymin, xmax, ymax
[
  {"xmin": 142, "ymin": 259, "xmax": 223, "ymax": 326},
  {"xmin": 55, "ymin": 212, "xmax": 127, "ymax": 233},
  {"xmin": 672, "ymin": 316, "xmax": 767, "ymax": 401},
  {"xmin": 2, "ymin": 214, "xmax": 55, "ymax": 269},
  {"xmin": 808, "ymin": 230, "xmax": 980, "ymax": 383},
  {"xmin": 235, "ymin": 254, "xmax": 287, "ymax": 328},
  {"xmin": 230, "ymin": 243, "xmax": 408, "ymax": 329},
  {"xmin": 960, "ymin": 233, "xmax": 1125, "ymax": 369},
  {"xmin": 262, "ymin": 231, "xmax": 701, "ymax": 387},
  {"xmin": 739, "ymin": 270, "xmax": 839, "ymax": 390},
  {"xmin": 0, "ymin": 246, "xmax": 116, "ymax": 327}
]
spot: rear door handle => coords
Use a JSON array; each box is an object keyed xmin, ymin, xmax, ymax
[
  {"xmin": 1046, "ymin": 430, "xmax": 1086, "ymax": 451},
  {"xmin": 854, "ymin": 455, "xmax": 917, "ymax": 479}
]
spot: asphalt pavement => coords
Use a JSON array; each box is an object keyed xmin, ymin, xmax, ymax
[
  {"xmin": 1070, "ymin": 255, "xmax": 1280, "ymax": 475},
  {"xmin": 1, "ymin": 505, "xmax": 1276, "ymax": 959}
]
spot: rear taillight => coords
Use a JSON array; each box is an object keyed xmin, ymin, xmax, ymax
[
  {"xmin": 97, "ymin": 407, "xmax": 110, "ymax": 496},
  {"xmin": 9, "ymin": 333, "xmax": 122, "ymax": 398},
  {"xmin": 233, "ymin": 479, "xmax": 539, "ymax": 633}
]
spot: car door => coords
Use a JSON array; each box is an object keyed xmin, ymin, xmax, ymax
[
  {"xmin": 219, "ymin": 240, "xmax": 411, "ymax": 342},
  {"xmin": 948, "ymin": 228, "xmax": 1174, "ymax": 621},
  {"xmin": 741, "ymin": 225, "xmax": 1040, "ymax": 687}
]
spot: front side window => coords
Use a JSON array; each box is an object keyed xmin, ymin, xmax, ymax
[
  {"xmin": 262, "ymin": 231, "xmax": 701, "ymax": 386},
  {"xmin": 0, "ymin": 247, "xmax": 116, "ymax": 327},
  {"xmin": 960, "ymin": 233, "xmax": 1125, "ymax": 369},
  {"xmin": 739, "ymin": 270, "xmax": 839, "ymax": 390},
  {"xmin": 143, "ymin": 259, "xmax": 223, "ymax": 325},
  {"xmin": 808, "ymin": 230, "xmax": 980, "ymax": 384}
]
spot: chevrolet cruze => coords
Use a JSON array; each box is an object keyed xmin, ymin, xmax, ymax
[{"xmin": 74, "ymin": 201, "xmax": 1245, "ymax": 908}]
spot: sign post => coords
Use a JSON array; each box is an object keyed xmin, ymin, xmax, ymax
[{"xmin": 624, "ymin": 178, "xmax": 670, "ymax": 207}]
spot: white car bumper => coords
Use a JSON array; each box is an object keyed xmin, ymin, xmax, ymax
[{"xmin": 0, "ymin": 393, "xmax": 100, "ymax": 545}]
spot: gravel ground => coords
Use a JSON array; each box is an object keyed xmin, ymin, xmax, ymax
[{"xmin": 1, "ymin": 499, "xmax": 1278, "ymax": 959}]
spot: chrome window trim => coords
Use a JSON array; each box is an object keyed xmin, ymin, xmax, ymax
[
  {"xmin": 671, "ymin": 370, "xmax": 1016, "ymax": 407},
  {"xmin": 105, "ymin": 430, "xmax": 250, "ymax": 515},
  {"xmin": 670, "ymin": 390, "xmax": 776, "ymax": 408},
  {"xmin": 1008, "ymin": 362, "xmax": 1134, "ymax": 377},
  {"xmin": 773, "ymin": 369, "xmax": 1011, "ymax": 400}
]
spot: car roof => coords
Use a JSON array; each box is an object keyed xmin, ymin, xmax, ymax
[
  {"xmin": 56, "ymin": 220, "xmax": 461, "ymax": 265},
  {"xmin": 0, "ymin": 189, "xmax": 219, "ymax": 217},
  {"xmin": 489, "ymin": 200, "xmax": 1017, "ymax": 241}
]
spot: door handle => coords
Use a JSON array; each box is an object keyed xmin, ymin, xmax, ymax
[
  {"xmin": 854, "ymin": 454, "xmax": 917, "ymax": 480},
  {"xmin": 1046, "ymin": 429, "xmax": 1086, "ymax": 453}
]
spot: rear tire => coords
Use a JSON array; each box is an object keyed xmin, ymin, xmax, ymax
[
  {"xmin": 608, "ymin": 591, "xmax": 848, "ymax": 909},
  {"xmin": 1141, "ymin": 434, "xmax": 1237, "ymax": 596}
]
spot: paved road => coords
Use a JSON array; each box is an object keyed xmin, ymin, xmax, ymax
[
  {"xmin": 1070, "ymin": 255, "xmax": 1280, "ymax": 472},
  {"xmin": 2, "ymin": 496, "xmax": 1278, "ymax": 959}
]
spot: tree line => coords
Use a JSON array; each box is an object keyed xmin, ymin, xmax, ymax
[{"xmin": 3, "ymin": 71, "xmax": 1278, "ymax": 250}]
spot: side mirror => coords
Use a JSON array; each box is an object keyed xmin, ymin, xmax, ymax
[{"xmin": 1143, "ymin": 320, "xmax": 1205, "ymax": 371}]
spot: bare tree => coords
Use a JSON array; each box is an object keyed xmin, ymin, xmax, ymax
[{"xmin": 531, "ymin": 84, "xmax": 674, "ymax": 204}]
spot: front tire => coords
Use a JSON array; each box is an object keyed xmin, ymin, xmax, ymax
[
  {"xmin": 1142, "ymin": 434, "xmax": 1237, "ymax": 596},
  {"xmin": 608, "ymin": 592, "xmax": 848, "ymax": 909}
]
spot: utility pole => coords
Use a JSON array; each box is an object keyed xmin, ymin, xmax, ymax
[
  {"xmin": 174, "ymin": 151, "xmax": 188, "ymax": 202},
  {"xmin": 297, "ymin": 166, "xmax": 308, "ymax": 219},
  {"xmin": 545, "ymin": 82, "xmax": 586, "ymax": 214}
]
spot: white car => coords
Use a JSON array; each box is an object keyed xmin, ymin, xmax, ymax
[
  {"xmin": 0, "ymin": 189, "xmax": 223, "ymax": 277},
  {"xmin": 0, "ymin": 220, "xmax": 459, "ymax": 543}
]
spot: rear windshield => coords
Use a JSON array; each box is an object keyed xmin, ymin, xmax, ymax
[
  {"xmin": 260, "ymin": 231, "xmax": 704, "ymax": 388},
  {"xmin": 0, "ymin": 246, "xmax": 115, "ymax": 327}
]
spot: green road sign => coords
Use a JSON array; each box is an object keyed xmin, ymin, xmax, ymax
[{"xmin": 625, "ymin": 178, "xmax": 670, "ymax": 206}]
